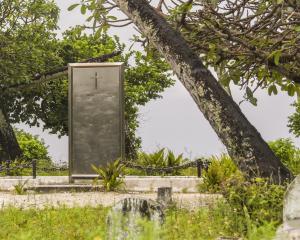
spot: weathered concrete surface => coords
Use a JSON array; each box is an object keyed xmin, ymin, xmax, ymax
[
  {"xmin": 0, "ymin": 176, "xmax": 68, "ymax": 191},
  {"xmin": 0, "ymin": 176, "xmax": 202, "ymax": 193},
  {"xmin": 69, "ymin": 64, "xmax": 125, "ymax": 176},
  {"xmin": 28, "ymin": 185, "xmax": 102, "ymax": 193},
  {"xmin": 123, "ymin": 176, "xmax": 201, "ymax": 193},
  {"xmin": 275, "ymin": 175, "xmax": 300, "ymax": 240},
  {"xmin": 0, "ymin": 192, "xmax": 221, "ymax": 210}
]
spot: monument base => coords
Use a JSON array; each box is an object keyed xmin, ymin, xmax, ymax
[{"xmin": 0, "ymin": 176, "xmax": 202, "ymax": 193}]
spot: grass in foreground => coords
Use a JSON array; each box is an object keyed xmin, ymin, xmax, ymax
[
  {"xmin": 0, "ymin": 206, "xmax": 109, "ymax": 240},
  {"xmin": 0, "ymin": 202, "xmax": 277, "ymax": 240}
]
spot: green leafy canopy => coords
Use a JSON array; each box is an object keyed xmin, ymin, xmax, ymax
[{"xmin": 2, "ymin": 25, "xmax": 174, "ymax": 158}]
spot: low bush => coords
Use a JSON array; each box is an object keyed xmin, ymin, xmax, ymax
[
  {"xmin": 222, "ymin": 178, "xmax": 286, "ymax": 228},
  {"xmin": 269, "ymin": 138, "xmax": 300, "ymax": 175},
  {"xmin": 198, "ymin": 154, "xmax": 243, "ymax": 193},
  {"xmin": 15, "ymin": 128, "xmax": 50, "ymax": 162},
  {"xmin": 198, "ymin": 154, "xmax": 286, "ymax": 236}
]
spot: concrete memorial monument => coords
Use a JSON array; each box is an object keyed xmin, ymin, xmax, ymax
[{"xmin": 68, "ymin": 63, "xmax": 125, "ymax": 182}]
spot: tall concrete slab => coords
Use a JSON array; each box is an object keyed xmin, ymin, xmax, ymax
[{"xmin": 68, "ymin": 63, "xmax": 124, "ymax": 181}]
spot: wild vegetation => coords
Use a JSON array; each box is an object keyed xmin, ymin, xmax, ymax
[
  {"xmin": 0, "ymin": 202, "xmax": 279, "ymax": 240},
  {"xmin": 0, "ymin": 207, "xmax": 109, "ymax": 240}
]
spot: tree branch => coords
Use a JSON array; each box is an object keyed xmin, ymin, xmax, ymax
[{"xmin": 2, "ymin": 51, "xmax": 122, "ymax": 92}]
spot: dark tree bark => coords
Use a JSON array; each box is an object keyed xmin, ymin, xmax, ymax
[
  {"xmin": 0, "ymin": 108, "xmax": 22, "ymax": 163},
  {"xmin": 113, "ymin": 0, "xmax": 292, "ymax": 182}
]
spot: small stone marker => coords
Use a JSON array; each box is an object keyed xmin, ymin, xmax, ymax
[
  {"xmin": 157, "ymin": 187, "xmax": 172, "ymax": 205},
  {"xmin": 107, "ymin": 198, "xmax": 164, "ymax": 240},
  {"xmin": 275, "ymin": 175, "xmax": 300, "ymax": 240}
]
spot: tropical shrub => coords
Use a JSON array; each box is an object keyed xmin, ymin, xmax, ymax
[
  {"xmin": 136, "ymin": 148, "xmax": 188, "ymax": 175},
  {"xmin": 16, "ymin": 128, "xmax": 56, "ymax": 169},
  {"xmin": 13, "ymin": 179, "xmax": 29, "ymax": 195},
  {"xmin": 269, "ymin": 138, "xmax": 300, "ymax": 175},
  {"xmin": 198, "ymin": 154, "xmax": 243, "ymax": 193},
  {"xmin": 92, "ymin": 159, "xmax": 125, "ymax": 191},
  {"xmin": 137, "ymin": 148, "xmax": 166, "ymax": 168}
]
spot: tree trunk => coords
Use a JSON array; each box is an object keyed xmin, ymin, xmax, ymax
[
  {"xmin": 0, "ymin": 108, "xmax": 22, "ymax": 163},
  {"xmin": 113, "ymin": 0, "xmax": 292, "ymax": 182}
]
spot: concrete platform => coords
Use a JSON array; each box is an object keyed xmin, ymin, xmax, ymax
[
  {"xmin": 0, "ymin": 176, "xmax": 202, "ymax": 193},
  {"xmin": 27, "ymin": 184, "xmax": 102, "ymax": 193},
  {"xmin": 0, "ymin": 192, "xmax": 221, "ymax": 210}
]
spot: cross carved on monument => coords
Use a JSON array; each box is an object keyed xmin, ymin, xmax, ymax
[{"xmin": 91, "ymin": 72, "xmax": 101, "ymax": 89}]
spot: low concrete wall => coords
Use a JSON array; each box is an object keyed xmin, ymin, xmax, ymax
[
  {"xmin": 0, "ymin": 176, "xmax": 69, "ymax": 191},
  {"xmin": 123, "ymin": 176, "xmax": 202, "ymax": 193},
  {"xmin": 0, "ymin": 176, "xmax": 202, "ymax": 193}
]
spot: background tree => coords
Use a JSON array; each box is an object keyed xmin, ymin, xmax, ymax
[
  {"xmin": 0, "ymin": 0, "xmax": 60, "ymax": 163},
  {"xmin": 3, "ymin": 27, "xmax": 174, "ymax": 159},
  {"xmin": 269, "ymin": 138, "xmax": 300, "ymax": 175},
  {"xmin": 288, "ymin": 101, "xmax": 300, "ymax": 137}
]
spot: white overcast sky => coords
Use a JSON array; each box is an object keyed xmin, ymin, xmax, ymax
[{"xmin": 17, "ymin": 0, "xmax": 300, "ymax": 162}]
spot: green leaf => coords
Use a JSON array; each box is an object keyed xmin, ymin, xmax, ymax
[
  {"xmin": 294, "ymin": 26, "xmax": 300, "ymax": 32},
  {"xmin": 268, "ymin": 50, "xmax": 282, "ymax": 66},
  {"xmin": 268, "ymin": 85, "xmax": 278, "ymax": 95},
  {"xmin": 220, "ymin": 76, "xmax": 231, "ymax": 87},
  {"xmin": 277, "ymin": 0, "xmax": 284, "ymax": 3},
  {"xmin": 80, "ymin": 5, "xmax": 87, "ymax": 15},
  {"xmin": 249, "ymin": 97, "xmax": 258, "ymax": 106},
  {"xmin": 67, "ymin": 4, "xmax": 79, "ymax": 11},
  {"xmin": 86, "ymin": 16, "xmax": 94, "ymax": 22},
  {"xmin": 288, "ymin": 85, "xmax": 295, "ymax": 97},
  {"xmin": 107, "ymin": 15, "xmax": 117, "ymax": 21},
  {"xmin": 274, "ymin": 51, "xmax": 282, "ymax": 66},
  {"xmin": 246, "ymin": 87, "xmax": 253, "ymax": 98},
  {"xmin": 91, "ymin": 164, "xmax": 99, "ymax": 174}
]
